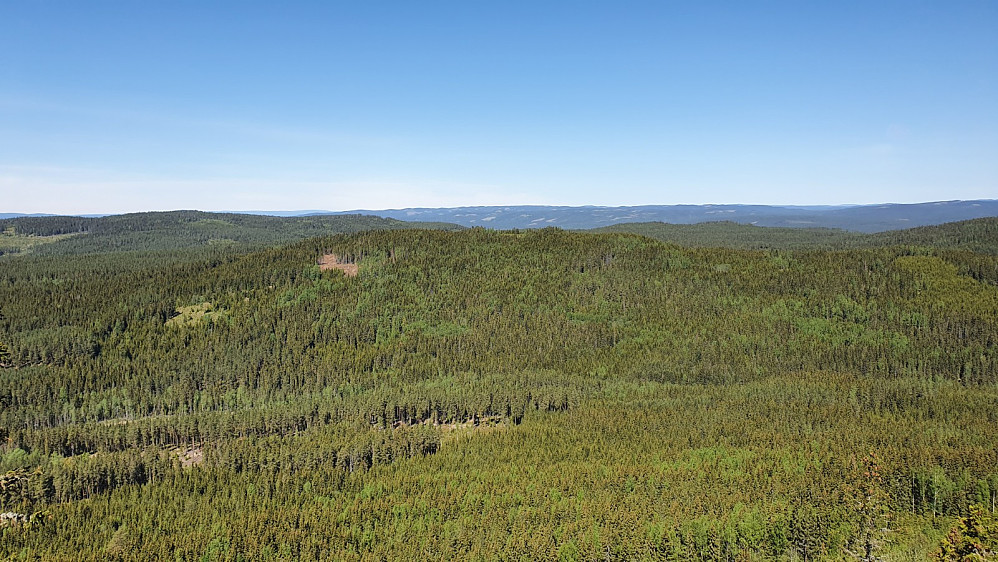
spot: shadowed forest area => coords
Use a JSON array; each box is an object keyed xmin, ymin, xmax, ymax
[{"xmin": 1, "ymin": 214, "xmax": 997, "ymax": 560}]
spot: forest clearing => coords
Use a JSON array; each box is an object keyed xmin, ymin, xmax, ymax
[{"xmin": 318, "ymin": 253, "xmax": 359, "ymax": 277}]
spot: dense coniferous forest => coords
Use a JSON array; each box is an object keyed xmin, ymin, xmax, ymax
[
  {"xmin": 1, "ymin": 213, "xmax": 997, "ymax": 560},
  {"xmin": 0, "ymin": 211, "xmax": 462, "ymax": 257},
  {"xmin": 597, "ymin": 217, "xmax": 998, "ymax": 253}
]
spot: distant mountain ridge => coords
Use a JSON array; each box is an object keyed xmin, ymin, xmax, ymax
[
  {"xmin": 0, "ymin": 213, "xmax": 59, "ymax": 219},
  {"xmin": 318, "ymin": 200, "xmax": 998, "ymax": 232},
  {"xmin": 6, "ymin": 200, "xmax": 997, "ymax": 232}
]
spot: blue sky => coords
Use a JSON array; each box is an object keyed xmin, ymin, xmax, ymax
[{"xmin": 1, "ymin": 1, "xmax": 995, "ymax": 214}]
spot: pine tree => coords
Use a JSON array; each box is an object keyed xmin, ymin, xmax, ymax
[{"xmin": 0, "ymin": 341, "xmax": 11, "ymax": 367}]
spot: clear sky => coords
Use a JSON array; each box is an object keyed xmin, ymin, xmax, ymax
[{"xmin": 1, "ymin": 1, "xmax": 996, "ymax": 214}]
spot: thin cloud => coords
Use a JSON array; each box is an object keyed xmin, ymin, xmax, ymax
[{"xmin": 0, "ymin": 167, "xmax": 548, "ymax": 215}]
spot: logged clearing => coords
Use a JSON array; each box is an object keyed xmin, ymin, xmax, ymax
[
  {"xmin": 318, "ymin": 253, "xmax": 358, "ymax": 277},
  {"xmin": 174, "ymin": 446, "xmax": 204, "ymax": 468}
]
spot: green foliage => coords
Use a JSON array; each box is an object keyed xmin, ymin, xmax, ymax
[
  {"xmin": 0, "ymin": 220, "xmax": 995, "ymax": 559},
  {"xmin": 596, "ymin": 220, "xmax": 865, "ymax": 250},
  {"xmin": 0, "ymin": 340, "xmax": 11, "ymax": 366},
  {"xmin": 934, "ymin": 505, "xmax": 998, "ymax": 561},
  {"xmin": 598, "ymin": 217, "xmax": 998, "ymax": 253},
  {"xmin": 0, "ymin": 210, "xmax": 463, "ymax": 256},
  {"xmin": 0, "ymin": 232, "xmax": 78, "ymax": 257}
]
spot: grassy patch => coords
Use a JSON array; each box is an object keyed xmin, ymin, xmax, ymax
[
  {"xmin": 166, "ymin": 302, "xmax": 226, "ymax": 326},
  {"xmin": 0, "ymin": 232, "xmax": 80, "ymax": 256}
]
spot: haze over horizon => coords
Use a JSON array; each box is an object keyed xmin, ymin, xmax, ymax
[{"xmin": 2, "ymin": 1, "xmax": 996, "ymax": 215}]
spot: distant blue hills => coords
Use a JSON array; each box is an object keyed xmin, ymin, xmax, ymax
[
  {"xmin": 0, "ymin": 213, "xmax": 106, "ymax": 219},
  {"xmin": 315, "ymin": 200, "xmax": 998, "ymax": 233},
  {"xmin": 0, "ymin": 213, "xmax": 59, "ymax": 219},
  {"xmin": 5, "ymin": 200, "xmax": 998, "ymax": 233}
]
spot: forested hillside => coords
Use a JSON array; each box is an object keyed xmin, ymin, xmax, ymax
[
  {"xmin": 594, "ymin": 222, "xmax": 866, "ymax": 250},
  {"xmin": 0, "ymin": 211, "xmax": 462, "ymax": 257},
  {"xmin": 598, "ymin": 217, "xmax": 998, "ymax": 254},
  {"xmin": 1, "ymin": 223, "xmax": 996, "ymax": 560}
]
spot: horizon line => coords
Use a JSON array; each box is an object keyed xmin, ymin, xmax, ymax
[{"xmin": 4, "ymin": 198, "xmax": 998, "ymax": 218}]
